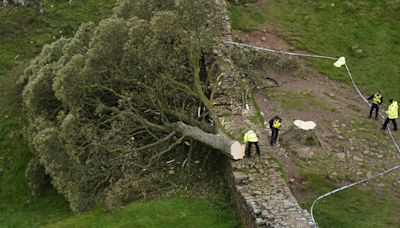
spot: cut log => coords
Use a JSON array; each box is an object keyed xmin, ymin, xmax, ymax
[
  {"xmin": 284, "ymin": 120, "xmax": 321, "ymax": 146},
  {"xmin": 172, "ymin": 121, "xmax": 245, "ymax": 160}
]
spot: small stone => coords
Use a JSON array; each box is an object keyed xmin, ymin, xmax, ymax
[
  {"xmin": 233, "ymin": 172, "xmax": 248, "ymax": 182},
  {"xmin": 377, "ymin": 154, "xmax": 383, "ymax": 159},
  {"xmin": 168, "ymin": 170, "xmax": 175, "ymax": 175},
  {"xmin": 254, "ymin": 208, "xmax": 262, "ymax": 215},
  {"xmin": 353, "ymin": 156, "xmax": 363, "ymax": 162},
  {"xmin": 336, "ymin": 153, "xmax": 346, "ymax": 160}
]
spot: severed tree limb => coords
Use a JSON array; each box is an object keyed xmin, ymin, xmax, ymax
[{"xmin": 170, "ymin": 121, "xmax": 244, "ymax": 160}]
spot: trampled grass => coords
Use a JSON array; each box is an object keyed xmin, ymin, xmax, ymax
[{"xmin": 229, "ymin": 0, "xmax": 400, "ymax": 101}]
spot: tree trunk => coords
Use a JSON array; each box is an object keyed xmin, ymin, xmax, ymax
[{"xmin": 171, "ymin": 122, "xmax": 245, "ymax": 160}]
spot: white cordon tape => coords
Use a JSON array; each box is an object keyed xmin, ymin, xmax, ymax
[
  {"xmin": 225, "ymin": 41, "xmax": 337, "ymax": 60},
  {"xmin": 225, "ymin": 41, "xmax": 400, "ymax": 227}
]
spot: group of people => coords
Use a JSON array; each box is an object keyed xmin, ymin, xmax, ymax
[
  {"xmin": 243, "ymin": 116, "xmax": 282, "ymax": 157},
  {"xmin": 368, "ymin": 91, "xmax": 398, "ymax": 131},
  {"xmin": 243, "ymin": 91, "xmax": 398, "ymax": 158}
]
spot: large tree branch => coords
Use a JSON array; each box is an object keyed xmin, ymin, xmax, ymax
[
  {"xmin": 188, "ymin": 51, "xmax": 225, "ymax": 133},
  {"xmin": 170, "ymin": 121, "xmax": 244, "ymax": 160}
]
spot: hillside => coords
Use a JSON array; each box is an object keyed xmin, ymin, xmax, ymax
[
  {"xmin": 229, "ymin": 0, "xmax": 400, "ymax": 227},
  {"xmin": 1, "ymin": 0, "xmax": 400, "ymax": 227}
]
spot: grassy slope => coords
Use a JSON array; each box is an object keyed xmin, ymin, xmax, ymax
[
  {"xmin": 47, "ymin": 196, "xmax": 239, "ymax": 228},
  {"xmin": 229, "ymin": 1, "xmax": 400, "ymax": 227},
  {"xmin": 0, "ymin": 1, "xmax": 239, "ymax": 227},
  {"xmin": 229, "ymin": 0, "xmax": 400, "ymax": 100},
  {"xmin": 299, "ymin": 172, "xmax": 400, "ymax": 228}
]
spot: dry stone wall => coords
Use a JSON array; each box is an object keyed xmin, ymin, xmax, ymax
[{"xmin": 214, "ymin": 1, "xmax": 315, "ymax": 227}]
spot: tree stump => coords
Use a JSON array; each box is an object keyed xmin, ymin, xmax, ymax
[{"xmin": 284, "ymin": 120, "xmax": 321, "ymax": 147}]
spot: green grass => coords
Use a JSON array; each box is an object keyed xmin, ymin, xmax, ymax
[
  {"xmin": 46, "ymin": 195, "xmax": 240, "ymax": 228},
  {"xmin": 266, "ymin": 89, "xmax": 335, "ymax": 112},
  {"xmin": 300, "ymin": 173, "xmax": 400, "ymax": 228},
  {"xmin": 250, "ymin": 96, "xmax": 265, "ymax": 126},
  {"xmin": 229, "ymin": 0, "xmax": 400, "ymax": 101}
]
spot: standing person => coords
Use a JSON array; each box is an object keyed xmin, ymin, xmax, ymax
[
  {"xmin": 382, "ymin": 99, "xmax": 398, "ymax": 131},
  {"xmin": 269, "ymin": 116, "xmax": 282, "ymax": 146},
  {"xmin": 243, "ymin": 130, "xmax": 260, "ymax": 157},
  {"xmin": 367, "ymin": 91, "xmax": 383, "ymax": 119}
]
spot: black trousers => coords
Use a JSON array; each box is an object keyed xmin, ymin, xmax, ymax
[
  {"xmin": 383, "ymin": 118, "xmax": 397, "ymax": 131},
  {"xmin": 270, "ymin": 128, "xmax": 279, "ymax": 145},
  {"xmin": 369, "ymin": 104, "xmax": 379, "ymax": 119},
  {"xmin": 246, "ymin": 142, "xmax": 260, "ymax": 156}
]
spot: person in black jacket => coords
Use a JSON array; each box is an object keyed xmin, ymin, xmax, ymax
[
  {"xmin": 269, "ymin": 116, "xmax": 282, "ymax": 146},
  {"xmin": 367, "ymin": 91, "xmax": 383, "ymax": 119}
]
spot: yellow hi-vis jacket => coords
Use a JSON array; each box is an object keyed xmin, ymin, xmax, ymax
[
  {"xmin": 387, "ymin": 101, "xmax": 398, "ymax": 119},
  {"xmin": 373, "ymin": 94, "xmax": 382, "ymax": 105},
  {"xmin": 244, "ymin": 130, "xmax": 258, "ymax": 143}
]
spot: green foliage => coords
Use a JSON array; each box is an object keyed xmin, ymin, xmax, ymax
[
  {"xmin": 230, "ymin": 45, "xmax": 301, "ymax": 74},
  {"xmin": 21, "ymin": 0, "xmax": 230, "ymax": 212}
]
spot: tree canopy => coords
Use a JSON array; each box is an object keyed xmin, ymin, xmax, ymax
[{"xmin": 21, "ymin": 0, "xmax": 244, "ymax": 211}]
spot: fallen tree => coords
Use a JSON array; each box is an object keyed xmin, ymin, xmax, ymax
[{"xmin": 20, "ymin": 0, "xmax": 245, "ymax": 212}]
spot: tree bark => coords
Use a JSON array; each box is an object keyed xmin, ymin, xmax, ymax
[{"xmin": 171, "ymin": 122, "xmax": 245, "ymax": 160}]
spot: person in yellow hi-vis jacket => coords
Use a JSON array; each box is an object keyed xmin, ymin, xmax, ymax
[
  {"xmin": 243, "ymin": 130, "xmax": 260, "ymax": 157},
  {"xmin": 269, "ymin": 116, "xmax": 282, "ymax": 146},
  {"xmin": 382, "ymin": 99, "xmax": 398, "ymax": 131},
  {"xmin": 367, "ymin": 91, "xmax": 383, "ymax": 119}
]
